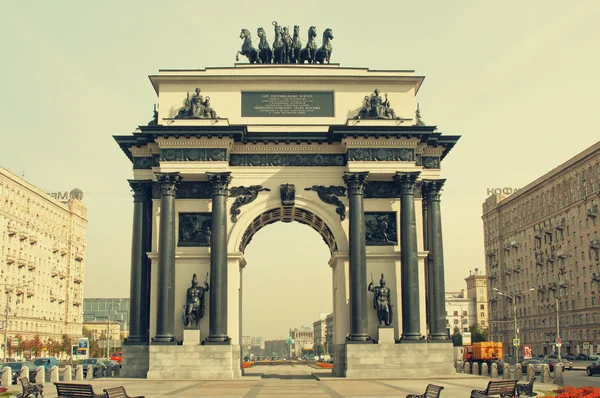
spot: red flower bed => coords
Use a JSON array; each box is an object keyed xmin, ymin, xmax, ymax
[
  {"xmin": 242, "ymin": 361, "xmax": 254, "ymax": 368},
  {"xmin": 0, "ymin": 387, "xmax": 6, "ymax": 394},
  {"xmin": 316, "ymin": 362, "xmax": 333, "ymax": 369},
  {"xmin": 556, "ymin": 386, "xmax": 600, "ymax": 398}
]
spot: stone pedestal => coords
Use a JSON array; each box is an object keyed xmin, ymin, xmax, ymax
[
  {"xmin": 377, "ymin": 327, "xmax": 395, "ymax": 344},
  {"xmin": 342, "ymin": 341, "xmax": 455, "ymax": 378},
  {"xmin": 183, "ymin": 329, "xmax": 201, "ymax": 346},
  {"xmin": 147, "ymin": 344, "xmax": 242, "ymax": 380},
  {"xmin": 122, "ymin": 344, "xmax": 149, "ymax": 378}
]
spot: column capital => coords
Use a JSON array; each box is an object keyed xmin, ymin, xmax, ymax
[
  {"xmin": 393, "ymin": 172, "xmax": 421, "ymax": 195},
  {"xmin": 422, "ymin": 179, "xmax": 446, "ymax": 202},
  {"xmin": 155, "ymin": 172, "xmax": 182, "ymax": 196},
  {"xmin": 343, "ymin": 172, "xmax": 369, "ymax": 195},
  {"xmin": 127, "ymin": 180, "xmax": 152, "ymax": 202},
  {"xmin": 207, "ymin": 172, "xmax": 232, "ymax": 196}
]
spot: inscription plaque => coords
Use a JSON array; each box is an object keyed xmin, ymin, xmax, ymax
[{"xmin": 242, "ymin": 92, "xmax": 334, "ymax": 117}]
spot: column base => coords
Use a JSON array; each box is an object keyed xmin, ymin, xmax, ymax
[
  {"xmin": 124, "ymin": 336, "xmax": 149, "ymax": 345},
  {"xmin": 121, "ymin": 345, "xmax": 149, "ymax": 378},
  {"xmin": 152, "ymin": 335, "xmax": 177, "ymax": 345},
  {"xmin": 346, "ymin": 334, "xmax": 372, "ymax": 344},
  {"xmin": 205, "ymin": 335, "xmax": 231, "ymax": 345},
  {"xmin": 430, "ymin": 333, "xmax": 450, "ymax": 341},
  {"xmin": 399, "ymin": 333, "xmax": 426, "ymax": 343}
]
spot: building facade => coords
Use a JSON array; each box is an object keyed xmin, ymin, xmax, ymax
[
  {"xmin": 465, "ymin": 268, "xmax": 489, "ymax": 329},
  {"xmin": 325, "ymin": 313, "xmax": 334, "ymax": 355},
  {"xmin": 83, "ymin": 298, "xmax": 130, "ymax": 333},
  {"xmin": 445, "ymin": 291, "xmax": 475, "ymax": 335},
  {"xmin": 313, "ymin": 313, "xmax": 328, "ymax": 355},
  {"xmin": 0, "ymin": 167, "xmax": 86, "ymax": 348},
  {"xmin": 483, "ymin": 142, "xmax": 600, "ymax": 356},
  {"xmin": 289, "ymin": 327, "xmax": 314, "ymax": 358}
]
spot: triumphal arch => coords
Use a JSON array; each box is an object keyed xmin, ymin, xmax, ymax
[{"xmin": 115, "ymin": 33, "xmax": 460, "ymax": 378}]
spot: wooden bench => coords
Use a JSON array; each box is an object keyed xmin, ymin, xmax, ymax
[
  {"xmin": 54, "ymin": 382, "xmax": 107, "ymax": 398},
  {"xmin": 103, "ymin": 386, "xmax": 145, "ymax": 398},
  {"xmin": 470, "ymin": 380, "xmax": 517, "ymax": 398},
  {"xmin": 17, "ymin": 377, "xmax": 44, "ymax": 398},
  {"xmin": 516, "ymin": 376, "xmax": 537, "ymax": 397},
  {"xmin": 406, "ymin": 384, "xmax": 444, "ymax": 398}
]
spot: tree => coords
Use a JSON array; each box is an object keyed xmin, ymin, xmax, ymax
[
  {"xmin": 83, "ymin": 329, "xmax": 101, "ymax": 358},
  {"xmin": 470, "ymin": 324, "xmax": 488, "ymax": 343},
  {"xmin": 30, "ymin": 335, "xmax": 43, "ymax": 356},
  {"xmin": 452, "ymin": 327, "xmax": 462, "ymax": 347},
  {"xmin": 60, "ymin": 334, "xmax": 72, "ymax": 356}
]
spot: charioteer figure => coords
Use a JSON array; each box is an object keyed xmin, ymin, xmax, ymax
[
  {"xmin": 183, "ymin": 273, "xmax": 209, "ymax": 328},
  {"xmin": 368, "ymin": 274, "xmax": 393, "ymax": 326}
]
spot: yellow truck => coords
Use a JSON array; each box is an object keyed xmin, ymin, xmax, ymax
[{"xmin": 463, "ymin": 342, "xmax": 504, "ymax": 366}]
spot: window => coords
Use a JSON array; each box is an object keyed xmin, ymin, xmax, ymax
[
  {"xmin": 480, "ymin": 304, "xmax": 485, "ymax": 310},
  {"xmin": 453, "ymin": 311, "xmax": 458, "ymax": 316},
  {"xmin": 454, "ymin": 319, "xmax": 459, "ymax": 325},
  {"xmin": 480, "ymin": 312, "xmax": 485, "ymax": 318}
]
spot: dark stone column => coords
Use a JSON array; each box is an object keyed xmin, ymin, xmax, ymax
[
  {"xmin": 422, "ymin": 185, "xmax": 433, "ymax": 338},
  {"xmin": 142, "ymin": 184, "xmax": 153, "ymax": 342},
  {"xmin": 126, "ymin": 180, "xmax": 152, "ymax": 345},
  {"xmin": 343, "ymin": 172, "xmax": 371, "ymax": 343},
  {"xmin": 394, "ymin": 172, "xmax": 423, "ymax": 342},
  {"xmin": 206, "ymin": 172, "xmax": 232, "ymax": 344},
  {"xmin": 153, "ymin": 172, "xmax": 181, "ymax": 343},
  {"xmin": 423, "ymin": 179, "xmax": 448, "ymax": 341}
]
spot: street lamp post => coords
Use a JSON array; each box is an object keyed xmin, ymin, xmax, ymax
[{"xmin": 493, "ymin": 287, "xmax": 535, "ymax": 364}]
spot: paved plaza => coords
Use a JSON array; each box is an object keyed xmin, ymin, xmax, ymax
[{"xmin": 30, "ymin": 365, "xmax": 560, "ymax": 397}]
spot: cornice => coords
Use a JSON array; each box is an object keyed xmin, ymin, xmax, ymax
[
  {"xmin": 231, "ymin": 143, "xmax": 346, "ymax": 154},
  {"xmin": 342, "ymin": 137, "xmax": 421, "ymax": 148},
  {"xmin": 129, "ymin": 147, "xmax": 153, "ymax": 157},
  {"xmin": 155, "ymin": 137, "xmax": 233, "ymax": 148}
]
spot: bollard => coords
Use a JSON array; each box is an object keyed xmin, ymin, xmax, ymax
[
  {"xmin": 35, "ymin": 366, "xmax": 45, "ymax": 384},
  {"xmin": 75, "ymin": 365, "xmax": 83, "ymax": 381},
  {"xmin": 527, "ymin": 364, "xmax": 535, "ymax": 381},
  {"xmin": 50, "ymin": 365, "xmax": 59, "ymax": 383},
  {"xmin": 482, "ymin": 363, "xmax": 489, "ymax": 377},
  {"xmin": 541, "ymin": 364, "xmax": 551, "ymax": 383},
  {"xmin": 554, "ymin": 363, "xmax": 564, "ymax": 386},
  {"xmin": 515, "ymin": 364, "xmax": 522, "ymax": 380},
  {"xmin": 456, "ymin": 363, "xmax": 463, "ymax": 373},
  {"xmin": 95, "ymin": 365, "xmax": 103, "ymax": 378},
  {"xmin": 491, "ymin": 363, "xmax": 498, "ymax": 378},
  {"xmin": 86, "ymin": 365, "xmax": 94, "ymax": 380},
  {"xmin": 64, "ymin": 365, "xmax": 72, "ymax": 382},
  {"xmin": 465, "ymin": 362, "xmax": 471, "ymax": 374},
  {"xmin": 1, "ymin": 367, "xmax": 11, "ymax": 386},
  {"xmin": 503, "ymin": 364, "xmax": 511, "ymax": 379},
  {"xmin": 21, "ymin": 365, "xmax": 29, "ymax": 381},
  {"xmin": 473, "ymin": 362, "xmax": 480, "ymax": 376},
  {"xmin": 113, "ymin": 366, "xmax": 120, "ymax": 377}
]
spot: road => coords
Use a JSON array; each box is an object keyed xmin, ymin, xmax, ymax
[{"xmin": 563, "ymin": 368, "xmax": 600, "ymax": 388}]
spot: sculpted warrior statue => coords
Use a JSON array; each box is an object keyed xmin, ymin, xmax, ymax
[
  {"xmin": 368, "ymin": 274, "xmax": 393, "ymax": 326},
  {"xmin": 182, "ymin": 273, "xmax": 209, "ymax": 328}
]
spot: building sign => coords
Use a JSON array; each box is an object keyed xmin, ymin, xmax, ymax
[
  {"xmin": 242, "ymin": 92, "xmax": 334, "ymax": 117},
  {"xmin": 487, "ymin": 188, "xmax": 519, "ymax": 196},
  {"xmin": 523, "ymin": 345, "xmax": 532, "ymax": 360},
  {"xmin": 47, "ymin": 191, "xmax": 69, "ymax": 202}
]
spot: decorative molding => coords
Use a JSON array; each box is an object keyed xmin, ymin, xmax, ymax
[
  {"xmin": 422, "ymin": 179, "xmax": 446, "ymax": 202},
  {"xmin": 230, "ymin": 144, "xmax": 346, "ymax": 154},
  {"xmin": 343, "ymin": 172, "xmax": 369, "ymax": 196},
  {"xmin": 365, "ymin": 212, "xmax": 397, "ymax": 245},
  {"xmin": 364, "ymin": 182, "xmax": 401, "ymax": 198},
  {"xmin": 178, "ymin": 213, "xmax": 212, "ymax": 247},
  {"xmin": 128, "ymin": 180, "xmax": 152, "ymax": 202},
  {"xmin": 393, "ymin": 172, "xmax": 420, "ymax": 195},
  {"xmin": 229, "ymin": 185, "xmax": 271, "ymax": 222},
  {"xmin": 133, "ymin": 157, "xmax": 153, "ymax": 169},
  {"xmin": 160, "ymin": 148, "xmax": 228, "ymax": 162},
  {"xmin": 155, "ymin": 172, "xmax": 182, "ymax": 196},
  {"xmin": 152, "ymin": 181, "xmax": 212, "ymax": 199},
  {"xmin": 230, "ymin": 153, "xmax": 346, "ymax": 167},
  {"xmin": 421, "ymin": 156, "xmax": 441, "ymax": 169},
  {"xmin": 130, "ymin": 147, "xmax": 153, "ymax": 157},
  {"xmin": 304, "ymin": 185, "xmax": 347, "ymax": 221},
  {"xmin": 155, "ymin": 137, "xmax": 233, "ymax": 148},
  {"xmin": 207, "ymin": 172, "xmax": 232, "ymax": 196},
  {"xmin": 280, "ymin": 184, "xmax": 295, "ymax": 206},
  {"xmin": 347, "ymin": 148, "xmax": 414, "ymax": 162},
  {"xmin": 343, "ymin": 137, "xmax": 421, "ymax": 148}
]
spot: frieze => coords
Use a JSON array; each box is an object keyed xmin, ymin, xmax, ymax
[
  {"xmin": 160, "ymin": 148, "xmax": 228, "ymax": 162},
  {"xmin": 230, "ymin": 153, "xmax": 345, "ymax": 167},
  {"xmin": 178, "ymin": 213, "xmax": 212, "ymax": 247},
  {"xmin": 365, "ymin": 212, "xmax": 398, "ymax": 246},
  {"xmin": 304, "ymin": 185, "xmax": 346, "ymax": 221},
  {"xmin": 229, "ymin": 185, "xmax": 271, "ymax": 222},
  {"xmin": 133, "ymin": 157, "xmax": 153, "ymax": 170},
  {"xmin": 364, "ymin": 181, "xmax": 422, "ymax": 199},
  {"xmin": 152, "ymin": 182, "xmax": 212, "ymax": 199},
  {"xmin": 347, "ymin": 148, "xmax": 414, "ymax": 162},
  {"xmin": 421, "ymin": 156, "xmax": 441, "ymax": 169}
]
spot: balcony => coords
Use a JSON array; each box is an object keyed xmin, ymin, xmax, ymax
[
  {"xmin": 50, "ymin": 268, "xmax": 58, "ymax": 277},
  {"xmin": 27, "ymin": 261, "xmax": 36, "ymax": 271},
  {"xmin": 534, "ymin": 231, "xmax": 543, "ymax": 240},
  {"xmin": 74, "ymin": 251, "xmax": 84, "ymax": 262},
  {"xmin": 535, "ymin": 255, "xmax": 544, "ymax": 266},
  {"xmin": 587, "ymin": 206, "xmax": 598, "ymax": 218},
  {"xmin": 17, "ymin": 258, "xmax": 27, "ymax": 268},
  {"xmin": 546, "ymin": 254, "xmax": 555, "ymax": 263},
  {"xmin": 505, "ymin": 268, "xmax": 513, "ymax": 276},
  {"xmin": 489, "ymin": 262, "xmax": 498, "ymax": 269},
  {"xmin": 548, "ymin": 282, "xmax": 557, "ymax": 291},
  {"xmin": 58, "ymin": 297, "xmax": 65, "ymax": 304},
  {"xmin": 590, "ymin": 240, "xmax": 600, "ymax": 250},
  {"xmin": 556, "ymin": 249, "xmax": 568, "ymax": 259},
  {"xmin": 513, "ymin": 266, "xmax": 521, "ymax": 273},
  {"xmin": 26, "ymin": 288, "xmax": 34, "ymax": 297},
  {"xmin": 511, "ymin": 240, "xmax": 520, "ymax": 248},
  {"xmin": 52, "ymin": 246, "xmax": 59, "ymax": 254},
  {"xmin": 555, "ymin": 218, "xmax": 565, "ymax": 230},
  {"xmin": 559, "ymin": 279, "xmax": 569, "ymax": 288},
  {"xmin": 544, "ymin": 226, "xmax": 553, "ymax": 236},
  {"xmin": 7, "ymin": 225, "xmax": 17, "ymax": 236},
  {"xmin": 6, "ymin": 254, "xmax": 15, "ymax": 265},
  {"xmin": 504, "ymin": 244, "xmax": 511, "ymax": 252},
  {"xmin": 28, "ymin": 234, "xmax": 38, "ymax": 245},
  {"xmin": 58, "ymin": 271, "xmax": 66, "ymax": 280},
  {"xmin": 72, "ymin": 296, "xmax": 82, "ymax": 306},
  {"xmin": 537, "ymin": 285, "xmax": 547, "ymax": 293},
  {"xmin": 15, "ymin": 288, "xmax": 24, "ymax": 296},
  {"xmin": 60, "ymin": 248, "xmax": 67, "ymax": 256},
  {"xmin": 18, "ymin": 231, "xmax": 28, "ymax": 241},
  {"xmin": 592, "ymin": 273, "xmax": 600, "ymax": 282},
  {"xmin": 73, "ymin": 275, "xmax": 82, "ymax": 284}
]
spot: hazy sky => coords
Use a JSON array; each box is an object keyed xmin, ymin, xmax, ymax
[{"xmin": 1, "ymin": 1, "xmax": 599, "ymax": 339}]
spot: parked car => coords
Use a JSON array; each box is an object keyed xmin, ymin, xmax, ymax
[
  {"xmin": 563, "ymin": 354, "xmax": 576, "ymax": 361},
  {"xmin": 577, "ymin": 353, "xmax": 591, "ymax": 361},
  {"xmin": 521, "ymin": 359, "xmax": 544, "ymax": 374},
  {"xmin": 110, "ymin": 351, "xmax": 122, "ymax": 367},
  {"xmin": 80, "ymin": 358, "xmax": 105, "ymax": 378},
  {"xmin": 543, "ymin": 358, "xmax": 572, "ymax": 372},
  {"xmin": 591, "ymin": 353, "xmax": 599, "ymax": 361},
  {"xmin": 33, "ymin": 357, "xmax": 59, "ymax": 371},
  {"xmin": 0, "ymin": 361, "xmax": 38, "ymax": 384},
  {"xmin": 101, "ymin": 359, "xmax": 119, "ymax": 376},
  {"xmin": 587, "ymin": 359, "xmax": 600, "ymax": 376}
]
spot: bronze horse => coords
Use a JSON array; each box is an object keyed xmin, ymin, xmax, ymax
[
  {"xmin": 315, "ymin": 28, "xmax": 333, "ymax": 64},
  {"xmin": 236, "ymin": 29, "xmax": 258, "ymax": 64},
  {"xmin": 272, "ymin": 21, "xmax": 284, "ymax": 63},
  {"xmin": 299, "ymin": 26, "xmax": 318, "ymax": 64},
  {"xmin": 257, "ymin": 27, "xmax": 272, "ymax": 64},
  {"xmin": 290, "ymin": 25, "xmax": 302, "ymax": 63}
]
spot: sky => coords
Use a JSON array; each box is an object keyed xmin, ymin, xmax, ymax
[{"xmin": 1, "ymin": 1, "xmax": 599, "ymax": 339}]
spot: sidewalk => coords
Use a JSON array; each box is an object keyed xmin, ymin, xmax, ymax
[{"xmin": 3, "ymin": 367, "xmax": 560, "ymax": 398}]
